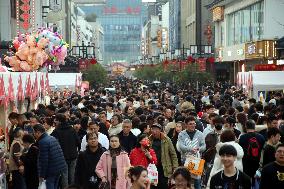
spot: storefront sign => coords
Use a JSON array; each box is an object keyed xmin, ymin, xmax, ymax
[
  {"xmin": 212, "ymin": 6, "xmax": 224, "ymax": 22},
  {"xmin": 49, "ymin": 0, "xmax": 62, "ymax": 11},
  {"xmin": 245, "ymin": 40, "xmax": 276, "ymax": 59},
  {"xmin": 197, "ymin": 58, "xmax": 206, "ymax": 72},
  {"xmin": 79, "ymin": 59, "xmax": 89, "ymax": 71}
]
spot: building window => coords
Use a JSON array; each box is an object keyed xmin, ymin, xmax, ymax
[{"xmin": 226, "ymin": 0, "xmax": 264, "ymax": 46}]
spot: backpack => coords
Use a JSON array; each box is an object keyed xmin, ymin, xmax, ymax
[{"xmin": 247, "ymin": 136, "xmax": 260, "ymax": 160}]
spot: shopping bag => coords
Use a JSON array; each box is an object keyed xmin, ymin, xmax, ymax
[
  {"xmin": 184, "ymin": 153, "xmax": 205, "ymax": 176},
  {"xmin": 147, "ymin": 163, "xmax": 158, "ymax": 186},
  {"xmin": 38, "ymin": 180, "xmax": 46, "ymax": 189}
]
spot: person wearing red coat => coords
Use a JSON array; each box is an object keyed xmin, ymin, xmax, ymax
[{"xmin": 129, "ymin": 134, "xmax": 157, "ymax": 168}]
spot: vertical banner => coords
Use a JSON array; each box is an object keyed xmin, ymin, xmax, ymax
[{"xmin": 197, "ymin": 58, "xmax": 206, "ymax": 72}]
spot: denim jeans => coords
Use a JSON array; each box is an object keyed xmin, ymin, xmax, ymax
[
  {"xmin": 46, "ymin": 175, "xmax": 60, "ymax": 189},
  {"xmin": 194, "ymin": 178, "xmax": 201, "ymax": 189},
  {"xmin": 61, "ymin": 159, "xmax": 77, "ymax": 188},
  {"xmin": 11, "ymin": 170, "xmax": 26, "ymax": 189}
]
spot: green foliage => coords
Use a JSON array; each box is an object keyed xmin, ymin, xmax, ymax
[
  {"xmin": 83, "ymin": 64, "xmax": 108, "ymax": 86},
  {"xmin": 133, "ymin": 63, "xmax": 213, "ymax": 84}
]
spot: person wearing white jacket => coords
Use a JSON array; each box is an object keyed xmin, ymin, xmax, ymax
[
  {"xmin": 177, "ymin": 116, "xmax": 206, "ymax": 189},
  {"xmin": 206, "ymin": 129, "xmax": 244, "ymax": 189}
]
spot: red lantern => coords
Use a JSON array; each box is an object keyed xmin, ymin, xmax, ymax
[
  {"xmin": 20, "ymin": 4, "xmax": 30, "ymax": 12},
  {"xmin": 187, "ymin": 56, "xmax": 195, "ymax": 63},
  {"xmin": 21, "ymin": 22, "xmax": 30, "ymax": 30},
  {"xmin": 90, "ymin": 58, "xmax": 97, "ymax": 65},
  {"xmin": 207, "ymin": 57, "xmax": 215, "ymax": 64},
  {"xmin": 163, "ymin": 59, "xmax": 169, "ymax": 65}
]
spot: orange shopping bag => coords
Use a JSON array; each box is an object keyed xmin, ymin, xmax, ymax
[{"xmin": 184, "ymin": 153, "xmax": 205, "ymax": 176}]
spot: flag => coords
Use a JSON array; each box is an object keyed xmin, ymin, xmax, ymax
[
  {"xmin": 17, "ymin": 74, "xmax": 24, "ymax": 102},
  {"xmin": 25, "ymin": 74, "xmax": 32, "ymax": 98},
  {"xmin": 8, "ymin": 74, "xmax": 15, "ymax": 102},
  {"xmin": 75, "ymin": 74, "xmax": 78, "ymax": 89},
  {"xmin": 45, "ymin": 72, "xmax": 50, "ymax": 95},
  {"xmin": 0, "ymin": 75, "xmax": 4, "ymax": 105},
  {"xmin": 40, "ymin": 74, "xmax": 45, "ymax": 97},
  {"xmin": 31, "ymin": 74, "xmax": 38, "ymax": 101}
]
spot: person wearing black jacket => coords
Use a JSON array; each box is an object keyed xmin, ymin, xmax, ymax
[
  {"xmin": 20, "ymin": 134, "xmax": 39, "ymax": 189},
  {"xmin": 51, "ymin": 113, "xmax": 80, "ymax": 188},
  {"xmin": 75, "ymin": 132, "xmax": 105, "ymax": 189},
  {"xmin": 118, "ymin": 119, "xmax": 137, "ymax": 154},
  {"xmin": 210, "ymin": 145, "xmax": 251, "ymax": 189}
]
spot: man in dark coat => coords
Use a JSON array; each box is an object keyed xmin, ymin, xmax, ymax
[
  {"xmin": 51, "ymin": 113, "xmax": 80, "ymax": 188},
  {"xmin": 20, "ymin": 134, "xmax": 39, "ymax": 189},
  {"xmin": 75, "ymin": 132, "xmax": 105, "ymax": 189},
  {"xmin": 118, "ymin": 119, "xmax": 137, "ymax": 154},
  {"xmin": 34, "ymin": 124, "xmax": 67, "ymax": 189}
]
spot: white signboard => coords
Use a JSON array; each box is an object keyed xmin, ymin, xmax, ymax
[{"xmin": 49, "ymin": 0, "xmax": 62, "ymax": 11}]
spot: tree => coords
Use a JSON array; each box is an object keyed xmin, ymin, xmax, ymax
[
  {"xmin": 83, "ymin": 64, "xmax": 108, "ymax": 88},
  {"xmin": 133, "ymin": 63, "xmax": 213, "ymax": 84}
]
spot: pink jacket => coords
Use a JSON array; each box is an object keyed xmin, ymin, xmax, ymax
[{"xmin": 96, "ymin": 150, "xmax": 131, "ymax": 189}]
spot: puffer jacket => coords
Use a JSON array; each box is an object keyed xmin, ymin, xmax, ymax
[{"xmin": 37, "ymin": 133, "xmax": 67, "ymax": 178}]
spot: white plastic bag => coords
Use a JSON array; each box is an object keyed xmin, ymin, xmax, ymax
[
  {"xmin": 38, "ymin": 180, "xmax": 46, "ymax": 189},
  {"xmin": 147, "ymin": 163, "xmax": 158, "ymax": 186}
]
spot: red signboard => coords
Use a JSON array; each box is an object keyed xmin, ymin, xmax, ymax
[
  {"xmin": 103, "ymin": 6, "xmax": 141, "ymax": 14},
  {"xmin": 197, "ymin": 58, "xmax": 206, "ymax": 72},
  {"xmin": 79, "ymin": 59, "xmax": 89, "ymax": 71}
]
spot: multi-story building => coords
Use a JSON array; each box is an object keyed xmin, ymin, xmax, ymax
[
  {"xmin": 181, "ymin": 0, "xmax": 213, "ymax": 47},
  {"xmin": 81, "ymin": 0, "xmax": 147, "ymax": 65},
  {"xmin": 169, "ymin": 0, "xmax": 181, "ymax": 50},
  {"xmin": 143, "ymin": 15, "xmax": 160, "ymax": 61},
  {"xmin": 208, "ymin": 0, "xmax": 284, "ymax": 82}
]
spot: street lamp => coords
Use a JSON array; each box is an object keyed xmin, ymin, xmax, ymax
[{"xmin": 71, "ymin": 41, "xmax": 96, "ymax": 59}]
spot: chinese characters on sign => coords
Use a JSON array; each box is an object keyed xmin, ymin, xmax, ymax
[{"xmin": 103, "ymin": 6, "xmax": 141, "ymax": 14}]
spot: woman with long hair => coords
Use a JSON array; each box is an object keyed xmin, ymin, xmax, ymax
[
  {"xmin": 129, "ymin": 134, "xmax": 157, "ymax": 168},
  {"xmin": 236, "ymin": 112, "xmax": 248, "ymax": 134},
  {"xmin": 167, "ymin": 121, "xmax": 184, "ymax": 165},
  {"xmin": 96, "ymin": 135, "xmax": 131, "ymax": 189},
  {"xmin": 128, "ymin": 166, "xmax": 150, "ymax": 189}
]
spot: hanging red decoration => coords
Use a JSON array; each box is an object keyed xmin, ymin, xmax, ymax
[
  {"xmin": 90, "ymin": 58, "xmax": 97, "ymax": 65},
  {"xmin": 20, "ymin": 4, "xmax": 30, "ymax": 12},
  {"xmin": 20, "ymin": 13, "xmax": 30, "ymax": 20},
  {"xmin": 21, "ymin": 22, "xmax": 30, "ymax": 30},
  {"xmin": 18, "ymin": 0, "xmax": 32, "ymax": 32},
  {"xmin": 163, "ymin": 59, "xmax": 169, "ymax": 71},
  {"xmin": 207, "ymin": 57, "xmax": 215, "ymax": 64},
  {"xmin": 187, "ymin": 56, "xmax": 195, "ymax": 63}
]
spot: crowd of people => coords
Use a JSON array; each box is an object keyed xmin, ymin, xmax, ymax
[{"xmin": 2, "ymin": 78, "xmax": 284, "ymax": 189}]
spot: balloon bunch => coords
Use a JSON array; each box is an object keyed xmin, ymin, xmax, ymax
[{"xmin": 4, "ymin": 28, "xmax": 68, "ymax": 72}]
